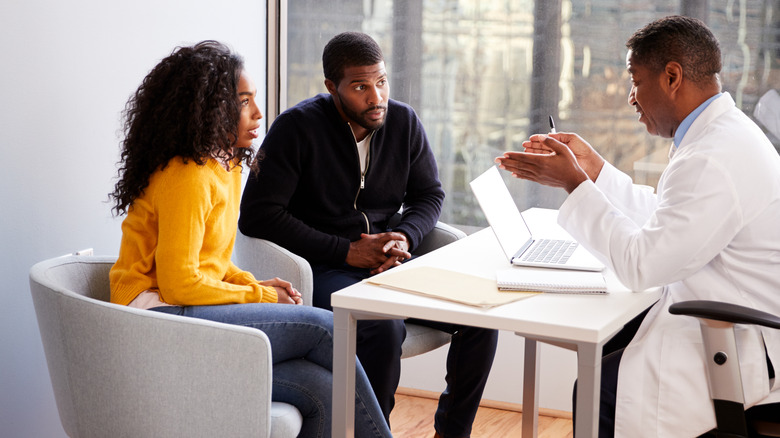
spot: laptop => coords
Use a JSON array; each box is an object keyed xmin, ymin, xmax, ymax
[{"xmin": 469, "ymin": 166, "xmax": 605, "ymax": 272}]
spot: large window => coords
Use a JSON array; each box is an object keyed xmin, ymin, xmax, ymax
[{"xmin": 269, "ymin": 0, "xmax": 780, "ymax": 227}]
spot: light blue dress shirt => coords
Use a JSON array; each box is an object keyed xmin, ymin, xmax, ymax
[{"xmin": 673, "ymin": 93, "xmax": 722, "ymax": 148}]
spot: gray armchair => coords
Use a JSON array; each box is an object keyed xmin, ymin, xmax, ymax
[
  {"xmin": 233, "ymin": 219, "xmax": 466, "ymax": 358},
  {"xmin": 669, "ymin": 300, "xmax": 780, "ymax": 438},
  {"xmin": 29, "ymin": 255, "xmax": 302, "ymax": 438}
]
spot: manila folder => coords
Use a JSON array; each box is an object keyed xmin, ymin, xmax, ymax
[{"xmin": 365, "ymin": 267, "xmax": 536, "ymax": 308}]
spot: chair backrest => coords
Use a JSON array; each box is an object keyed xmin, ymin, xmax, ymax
[{"xmin": 30, "ymin": 255, "xmax": 275, "ymax": 438}]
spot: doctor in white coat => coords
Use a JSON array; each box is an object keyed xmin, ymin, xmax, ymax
[{"xmin": 497, "ymin": 15, "xmax": 780, "ymax": 437}]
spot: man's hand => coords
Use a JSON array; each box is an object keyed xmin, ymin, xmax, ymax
[
  {"xmin": 346, "ymin": 231, "xmax": 411, "ymax": 275},
  {"xmin": 259, "ymin": 277, "xmax": 303, "ymax": 305},
  {"xmin": 495, "ymin": 133, "xmax": 603, "ymax": 193},
  {"xmin": 520, "ymin": 132, "xmax": 605, "ymax": 182}
]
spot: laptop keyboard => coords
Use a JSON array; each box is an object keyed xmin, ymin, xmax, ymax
[{"xmin": 522, "ymin": 239, "xmax": 578, "ymax": 264}]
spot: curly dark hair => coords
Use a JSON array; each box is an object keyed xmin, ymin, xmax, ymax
[
  {"xmin": 627, "ymin": 15, "xmax": 721, "ymax": 86},
  {"xmin": 110, "ymin": 40, "xmax": 254, "ymax": 216}
]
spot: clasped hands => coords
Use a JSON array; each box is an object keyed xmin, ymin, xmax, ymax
[
  {"xmin": 259, "ymin": 277, "xmax": 303, "ymax": 305},
  {"xmin": 347, "ymin": 231, "xmax": 411, "ymax": 275},
  {"xmin": 496, "ymin": 132, "xmax": 605, "ymax": 193}
]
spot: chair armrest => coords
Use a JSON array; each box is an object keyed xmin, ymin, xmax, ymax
[
  {"xmin": 413, "ymin": 221, "xmax": 467, "ymax": 256},
  {"xmin": 234, "ymin": 232, "xmax": 314, "ymax": 306},
  {"xmin": 669, "ymin": 300, "xmax": 780, "ymax": 329}
]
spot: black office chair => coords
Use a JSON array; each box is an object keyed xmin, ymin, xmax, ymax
[{"xmin": 669, "ymin": 300, "xmax": 780, "ymax": 438}]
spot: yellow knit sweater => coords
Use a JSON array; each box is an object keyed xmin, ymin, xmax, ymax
[{"xmin": 110, "ymin": 157, "xmax": 278, "ymax": 306}]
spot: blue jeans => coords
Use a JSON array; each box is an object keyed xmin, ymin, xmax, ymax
[
  {"xmin": 151, "ymin": 303, "xmax": 391, "ymax": 438},
  {"xmin": 312, "ymin": 263, "xmax": 498, "ymax": 438}
]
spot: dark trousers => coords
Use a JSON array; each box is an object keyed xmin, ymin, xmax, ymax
[
  {"xmin": 312, "ymin": 263, "xmax": 499, "ymax": 438},
  {"xmin": 573, "ymin": 306, "xmax": 652, "ymax": 438}
]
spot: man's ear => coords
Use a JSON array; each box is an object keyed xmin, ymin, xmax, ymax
[
  {"xmin": 664, "ymin": 61, "xmax": 683, "ymax": 95},
  {"xmin": 324, "ymin": 79, "xmax": 337, "ymax": 96}
]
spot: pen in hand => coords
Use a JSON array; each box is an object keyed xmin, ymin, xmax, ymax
[{"xmin": 548, "ymin": 115, "xmax": 557, "ymax": 134}]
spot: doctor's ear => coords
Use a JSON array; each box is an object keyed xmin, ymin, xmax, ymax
[{"xmin": 664, "ymin": 61, "xmax": 683, "ymax": 92}]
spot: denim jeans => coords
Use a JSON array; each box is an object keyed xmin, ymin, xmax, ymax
[
  {"xmin": 151, "ymin": 303, "xmax": 391, "ymax": 438},
  {"xmin": 312, "ymin": 263, "xmax": 498, "ymax": 438}
]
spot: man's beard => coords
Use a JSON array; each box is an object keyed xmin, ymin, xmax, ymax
[{"xmin": 338, "ymin": 91, "xmax": 387, "ymax": 131}]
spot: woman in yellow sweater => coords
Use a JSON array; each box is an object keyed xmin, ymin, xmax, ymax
[{"xmin": 109, "ymin": 41, "xmax": 391, "ymax": 438}]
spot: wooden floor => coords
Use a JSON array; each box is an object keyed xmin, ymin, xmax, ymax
[{"xmin": 390, "ymin": 389, "xmax": 573, "ymax": 438}]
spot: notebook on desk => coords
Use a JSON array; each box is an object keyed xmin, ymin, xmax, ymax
[
  {"xmin": 495, "ymin": 267, "xmax": 607, "ymax": 294},
  {"xmin": 469, "ymin": 166, "xmax": 605, "ymax": 272}
]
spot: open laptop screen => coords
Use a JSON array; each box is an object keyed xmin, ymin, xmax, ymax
[{"xmin": 469, "ymin": 166, "xmax": 533, "ymax": 261}]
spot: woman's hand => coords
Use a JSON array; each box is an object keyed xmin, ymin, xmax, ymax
[{"xmin": 259, "ymin": 277, "xmax": 303, "ymax": 305}]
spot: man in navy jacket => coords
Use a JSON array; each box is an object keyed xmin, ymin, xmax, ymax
[{"xmin": 240, "ymin": 32, "xmax": 497, "ymax": 438}]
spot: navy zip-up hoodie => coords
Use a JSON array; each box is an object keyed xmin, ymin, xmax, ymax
[{"xmin": 239, "ymin": 93, "xmax": 445, "ymax": 264}]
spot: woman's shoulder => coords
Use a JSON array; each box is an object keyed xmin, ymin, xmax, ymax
[
  {"xmin": 141, "ymin": 157, "xmax": 236, "ymax": 210},
  {"xmin": 150, "ymin": 157, "xmax": 228, "ymax": 193},
  {"xmin": 158, "ymin": 156, "xmax": 224, "ymax": 176}
]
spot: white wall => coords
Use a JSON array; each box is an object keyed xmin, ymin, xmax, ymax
[{"xmin": 0, "ymin": 1, "xmax": 266, "ymax": 436}]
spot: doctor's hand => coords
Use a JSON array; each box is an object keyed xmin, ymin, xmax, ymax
[
  {"xmin": 496, "ymin": 135, "xmax": 590, "ymax": 194},
  {"xmin": 522, "ymin": 133, "xmax": 605, "ymax": 182},
  {"xmin": 346, "ymin": 231, "xmax": 411, "ymax": 274},
  {"xmin": 259, "ymin": 277, "xmax": 303, "ymax": 305}
]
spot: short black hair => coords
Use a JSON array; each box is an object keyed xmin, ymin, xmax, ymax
[
  {"xmin": 322, "ymin": 31, "xmax": 384, "ymax": 86},
  {"xmin": 627, "ymin": 15, "xmax": 721, "ymax": 85}
]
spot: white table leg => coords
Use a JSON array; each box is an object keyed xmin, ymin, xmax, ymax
[
  {"xmin": 333, "ymin": 307, "xmax": 357, "ymax": 438},
  {"xmin": 575, "ymin": 342, "xmax": 602, "ymax": 438},
  {"xmin": 522, "ymin": 338, "xmax": 540, "ymax": 438}
]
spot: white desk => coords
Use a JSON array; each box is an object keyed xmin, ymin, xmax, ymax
[{"xmin": 332, "ymin": 208, "xmax": 661, "ymax": 437}]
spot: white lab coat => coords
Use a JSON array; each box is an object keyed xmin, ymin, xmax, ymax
[{"xmin": 558, "ymin": 93, "xmax": 780, "ymax": 437}]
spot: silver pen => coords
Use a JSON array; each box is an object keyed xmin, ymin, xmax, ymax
[{"xmin": 548, "ymin": 115, "xmax": 557, "ymax": 133}]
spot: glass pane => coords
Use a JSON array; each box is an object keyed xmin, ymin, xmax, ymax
[{"xmin": 285, "ymin": 0, "xmax": 780, "ymax": 228}]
